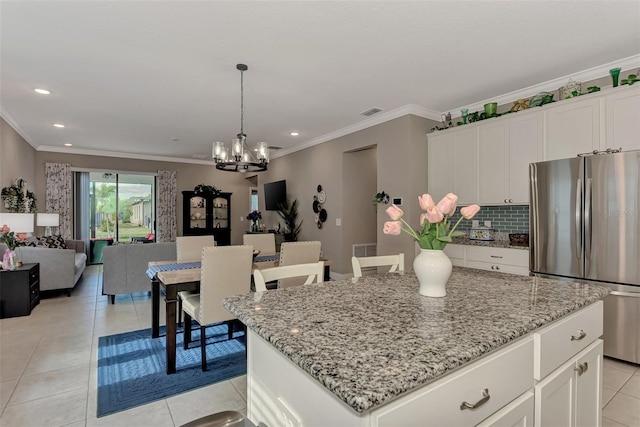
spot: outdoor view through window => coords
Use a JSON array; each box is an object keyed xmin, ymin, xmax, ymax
[{"xmin": 89, "ymin": 172, "xmax": 155, "ymax": 243}]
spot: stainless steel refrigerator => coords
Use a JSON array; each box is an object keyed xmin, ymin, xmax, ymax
[{"xmin": 530, "ymin": 150, "xmax": 640, "ymax": 364}]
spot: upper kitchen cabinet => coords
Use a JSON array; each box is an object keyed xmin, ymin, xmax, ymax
[
  {"xmin": 605, "ymin": 85, "xmax": 640, "ymax": 152},
  {"xmin": 544, "ymin": 97, "xmax": 601, "ymax": 161},
  {"xmin": 478, "ymin": 112, "xmax": 543, "ymax": 205},
  {"xmin": 428, "ymin": 127, "xmax": 477, "ymax": 205}
]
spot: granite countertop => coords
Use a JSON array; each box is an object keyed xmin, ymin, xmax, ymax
[
  {"xmin": 451, "ymin": 232, "xmax": 529, "ymax": 250},
  {"xmin": 223, "ymin": 268, "xmax": 609, "ymax": 414}
]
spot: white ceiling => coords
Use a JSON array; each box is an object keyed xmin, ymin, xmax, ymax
[{"xmin": 1, "ymin": 1, "xmax": 639, "ymax": 164}]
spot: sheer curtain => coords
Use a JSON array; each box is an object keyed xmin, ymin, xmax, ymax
[
  {"xmin": 45, "ymin": 163, "xmax": 73, "ymax": 239},
  {"xmin": 156, "ymin": 170, "xmax": 177, "ymax": 242}
]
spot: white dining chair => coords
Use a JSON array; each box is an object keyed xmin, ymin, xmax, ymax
[
  {"xmin": 253, "ymin": 261, "xmax": 325, "ymax": 292},
  {"xmin": 176, "ymin": 235, "xmax": 216, "ymax": 324},
  {"xmin": 351, "ymin": 253, "xmax": 404, "ymax": 278},
  {"xmin": 180, "ymin": 245, "xmax": 253, "ymax": 371},
  {"xmin": 242, "ymin": 233, "xmax": 276, "ymax": 255},
  {"xmin": 278, "ymin": 241, "xmax": 322, "ymax": 288}
]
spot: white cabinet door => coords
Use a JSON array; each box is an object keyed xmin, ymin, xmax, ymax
[
  {"xmin": 478, "ymin": 121, "xmax": 509, "ymax": 205},
  {"xmin": 575, "ymin": 340, "xmax": 603, "ymax": 427},
  {"xmin": 605, "ymin": 86, "xmax": 640, "ymax": 152},
  {"xmin": 509, "ymin": 112, "xmax": 543, "ymax": 203},
  {"xmin": 478, "ymin": 391, "xmax": 534, "ymax": 427},
  {"xmin": 534, "ymin": 359, "xmax": 575, "ymax": 427},
  {"xmin": 428, "ymin": 127, "xmax": 477, "ymax": 205},
  {"xmin": 545, "ymin": 97, "xmax": 601, "ymax": 160},
  {"xmin": 535, "ymin": 339, "xmax": 604, "ymax": 427}
]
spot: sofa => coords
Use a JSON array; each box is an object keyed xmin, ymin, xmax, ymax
[
  {"xmin": 102, "ymin": 242, "xmax": 176, "ymax": 303},
  {"xmin": 13, "ymin": 239, "xmax": 87, "ymax": 295}
]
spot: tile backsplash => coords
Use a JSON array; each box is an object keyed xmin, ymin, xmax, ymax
[{"xmin": 450, "ymin": 205, "xmax": 529, "ymax": 234}]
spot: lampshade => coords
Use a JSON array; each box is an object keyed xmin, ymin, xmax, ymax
[
  {"xmin": 37, "ymin": 213, "xmax": 60, "ymax": 227},
  {"xmin": 0, "ymin": 213, "xmax": 35, "ymax": 233}
]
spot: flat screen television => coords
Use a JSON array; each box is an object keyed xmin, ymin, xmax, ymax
[{"xmin": 264, "ymin": 180, "xmax": 287, "ymax": 211}]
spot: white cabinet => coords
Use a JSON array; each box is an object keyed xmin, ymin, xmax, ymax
[
  {"xmin": 544, "ymin": 97, "xmax": 601, "ymax": 160},
  {"xmin": 428, "ymin": 127, "xmax": 478, "ymax": 205},
  {"xmin": 370, "ymin": 338, "xmax": 533, "ymax": 427},
  {"xmin": 605, "ymin": 86, "xmax": 640, "ymax": 152},
  {"xmin": 443, "ymin": 244, "xmax": 530, "ymax": 276},
  {"xmin": 478, "ymin": 113, "xmax": 543, "ymax": 205},
  {"xmin": 534, "ymin": 340, "xmax": 603, "ymax": 427},
  {"xmin": 478, "ymin": 391, "xmax": 534, "ymax": 427}
]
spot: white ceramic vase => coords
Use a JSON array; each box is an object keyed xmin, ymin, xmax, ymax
[{"xmin": 413, "ymin": 248, "xmax": 452, "ymax": 297}]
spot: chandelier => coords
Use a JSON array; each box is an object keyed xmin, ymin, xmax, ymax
[{"xmin": 213, "ymin": 63, "xmax": 269, "ymax": 172}]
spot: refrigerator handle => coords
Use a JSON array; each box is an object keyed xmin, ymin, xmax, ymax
[
  {"xmin": 530, "ymin": 163, "xmax": 538, "ymax": 262},
  {"xmin": 575, "ymin": 178, "xmax": 583, "ymax": 259},
  {"xmin": 585, "ymin": 177, "xmax": 592, "ymax": 260}
]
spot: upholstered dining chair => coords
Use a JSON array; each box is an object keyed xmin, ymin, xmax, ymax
[
  {"xmin": 176, "ymin": 235, "xmax": 216, "ymax": 324},
  {"xmin": 351, "ymin": 253, "xmax": 404, "ymax": 278},
  {"xmin": 180, "ymin": 245, "xmax": 253, "ymax": 371},
  {"xmin": 278, "ymin": 241, "xmax": 322, "ymax": 288},
  {"xmin": 242, "ymin": 233, "xmax": 276, "ymax": 255},
  {"xmin": 176, "ymin": 235, "xmax": 216, "ymax": 261},
  {"xmin": 253, "ymin": 261, "xmax": 325, "ymax": 292}
]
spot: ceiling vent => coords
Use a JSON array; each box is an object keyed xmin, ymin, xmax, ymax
[{"xmin": 360, "ymin": 107, "xmax": 382, "ymax": 117}]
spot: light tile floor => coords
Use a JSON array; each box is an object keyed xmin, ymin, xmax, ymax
[{"xmin": 1, "ymin": 265, "xmax": 639, "ymax": 426}]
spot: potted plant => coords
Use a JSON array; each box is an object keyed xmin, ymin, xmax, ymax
[{"xmin": 276, "ymin": 199, "xmax": 302, "ymax": 242}]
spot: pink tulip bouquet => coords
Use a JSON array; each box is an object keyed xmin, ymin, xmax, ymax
[{"xmin": 383, "ymin": 193, "xmax": 480, "ymax": 250}]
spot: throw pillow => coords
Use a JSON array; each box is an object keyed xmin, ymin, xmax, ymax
[{"xmin": 37, "ymin": 235, "xmax": 67, "ymax": 249}]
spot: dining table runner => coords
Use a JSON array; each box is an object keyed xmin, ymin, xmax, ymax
[{"xmin": 145, "ymin": 254, "xmax": 280, "ymax": 279}]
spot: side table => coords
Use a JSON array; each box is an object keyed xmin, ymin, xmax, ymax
[{"xmin": 0, "ymin": 263, "xmax": 40, "ymax": 318}]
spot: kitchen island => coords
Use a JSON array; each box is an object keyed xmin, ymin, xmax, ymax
[{"xmin": 223, "ymin": 267, "xmax": 609, "ymax": 426}]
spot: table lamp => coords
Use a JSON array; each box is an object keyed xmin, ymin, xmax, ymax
[
  {"xmin": 0, "ymin": 213, "xmax": 35, "ymax": 267},
  {"xmin": 36, "ymin": 213, "xmax": 60, "ymax": 236}
]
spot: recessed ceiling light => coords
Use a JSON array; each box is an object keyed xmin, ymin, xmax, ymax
[
  {"xmin": 290, "ymin": 132, "xmax": 299, "ymax": 136},
  {"xmin": 64, "ymin": 143, "xmax": 73, "ymax": 147},
  {"xmin": 53, "ymin": 123, "xmax": 65, "ymax": 128},
  {"xmin": 34, "ymin": 88, "xmax": 50, "ymax": 95}
]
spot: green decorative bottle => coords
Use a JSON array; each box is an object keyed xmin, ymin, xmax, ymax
[{"xmin": 610, "ymin": 68, "xmax": 621, "ymax": 87}]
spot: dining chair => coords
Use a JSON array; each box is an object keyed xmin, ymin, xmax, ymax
[
  {"xmin": 278, "ymin": 241, "xmax": 322, "ymax": 288},
  {"xmin": 253, "ymin": 261, "xmax": 325, "ymax": 292},
  {"xmin": 180, "ymin": 245, "xmax": 253, "ymax": 371},
  {"xmin": 176, "ymin": 235, "xmax": 216, "ymax": 325},
  {"xmin": 176, "ymin": 235, "xmax": 216, "ymax": 261},
  {"xmin": 351, "ymin": 253, "xmax": 404, "ymax": 278},
  {"xmin": 242, "ymin": 233, "xmax": 276, "ymax": 255}
]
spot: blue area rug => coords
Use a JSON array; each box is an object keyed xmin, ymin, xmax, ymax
[{"xmin": 97, "ymin": 324, "xmax": 246, "ymax": 417}]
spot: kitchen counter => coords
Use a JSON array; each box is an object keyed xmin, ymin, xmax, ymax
[
  {"xmin": 223, "ymin": 267, "xmax": 609, "ymax": 416},
  {"xmin": 452, "ymin": 232, "xmax": 529, "ymax": 250}
]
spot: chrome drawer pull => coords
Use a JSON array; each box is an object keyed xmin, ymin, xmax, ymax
[
  {"xmin": 490, "ymin": 255, "xmax": 503, "ymax": 259},
  {"xmin": 574, "ymin": 362, "xmax": 589, "ymax": 375},
  {"xmin": 460, "ymin": 389, "xmax": 490, "ymax": 411},
  {"xmin": 570, "ymin": 330, "xmax": 587, "ymax": 341}
]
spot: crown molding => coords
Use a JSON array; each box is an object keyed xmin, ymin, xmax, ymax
[
  {"xmin": 272, "ymin": 104, "xmax": 441, "ymax": 159},
  {"xmin": 37, "ymin": 145, "xmax": 218, "ymax": 165},
  {"xmin": 455, "ymin": 54, "xmax": 640, "ymax": 115},
  {"xmin": 0, "ymin": 107, "xmax": 38, "ymax": 150}
]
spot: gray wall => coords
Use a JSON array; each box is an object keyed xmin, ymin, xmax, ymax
[
  {"xmin": 259, "ymin": 114, "xmax": 432, "ymax": 275},
  {"xmin": 0, "ymin": 118, "xmax": 37, "ymax": 213}
]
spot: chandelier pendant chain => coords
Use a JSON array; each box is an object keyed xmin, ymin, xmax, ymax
[{"xmin": 239, "ymin": 66, "xmax": 244, "ymax": 139}]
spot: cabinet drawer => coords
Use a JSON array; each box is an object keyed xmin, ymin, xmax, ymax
[
  {"xmin": 371, "ymin": 337, "xmax": 533, "ymax": 427},
  {"xmin": 466, "ymin": 261, "xmax": 530, "ymax": 276},
  {"xmin": 534, "ymin": 301, "xmax": 603, "ymax": 380},
  {"xmin": 477, "ymin": 390, "xmax": 534, "ymax": 427},
  {"xmin": 466, "ymin": 246, "xmax": 529, "ymax": 267},
  {"xmin": 444, "ymin": 244, "xmax": 465, "ymax": 260},
  {"xmin": 29, "ymin": 266, "xmax": 38, "ymax": 286}
]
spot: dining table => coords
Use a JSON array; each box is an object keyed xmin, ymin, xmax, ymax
[{"xmin": 146, "ymin": 254, "xmax": 331, "ymax": 374}]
